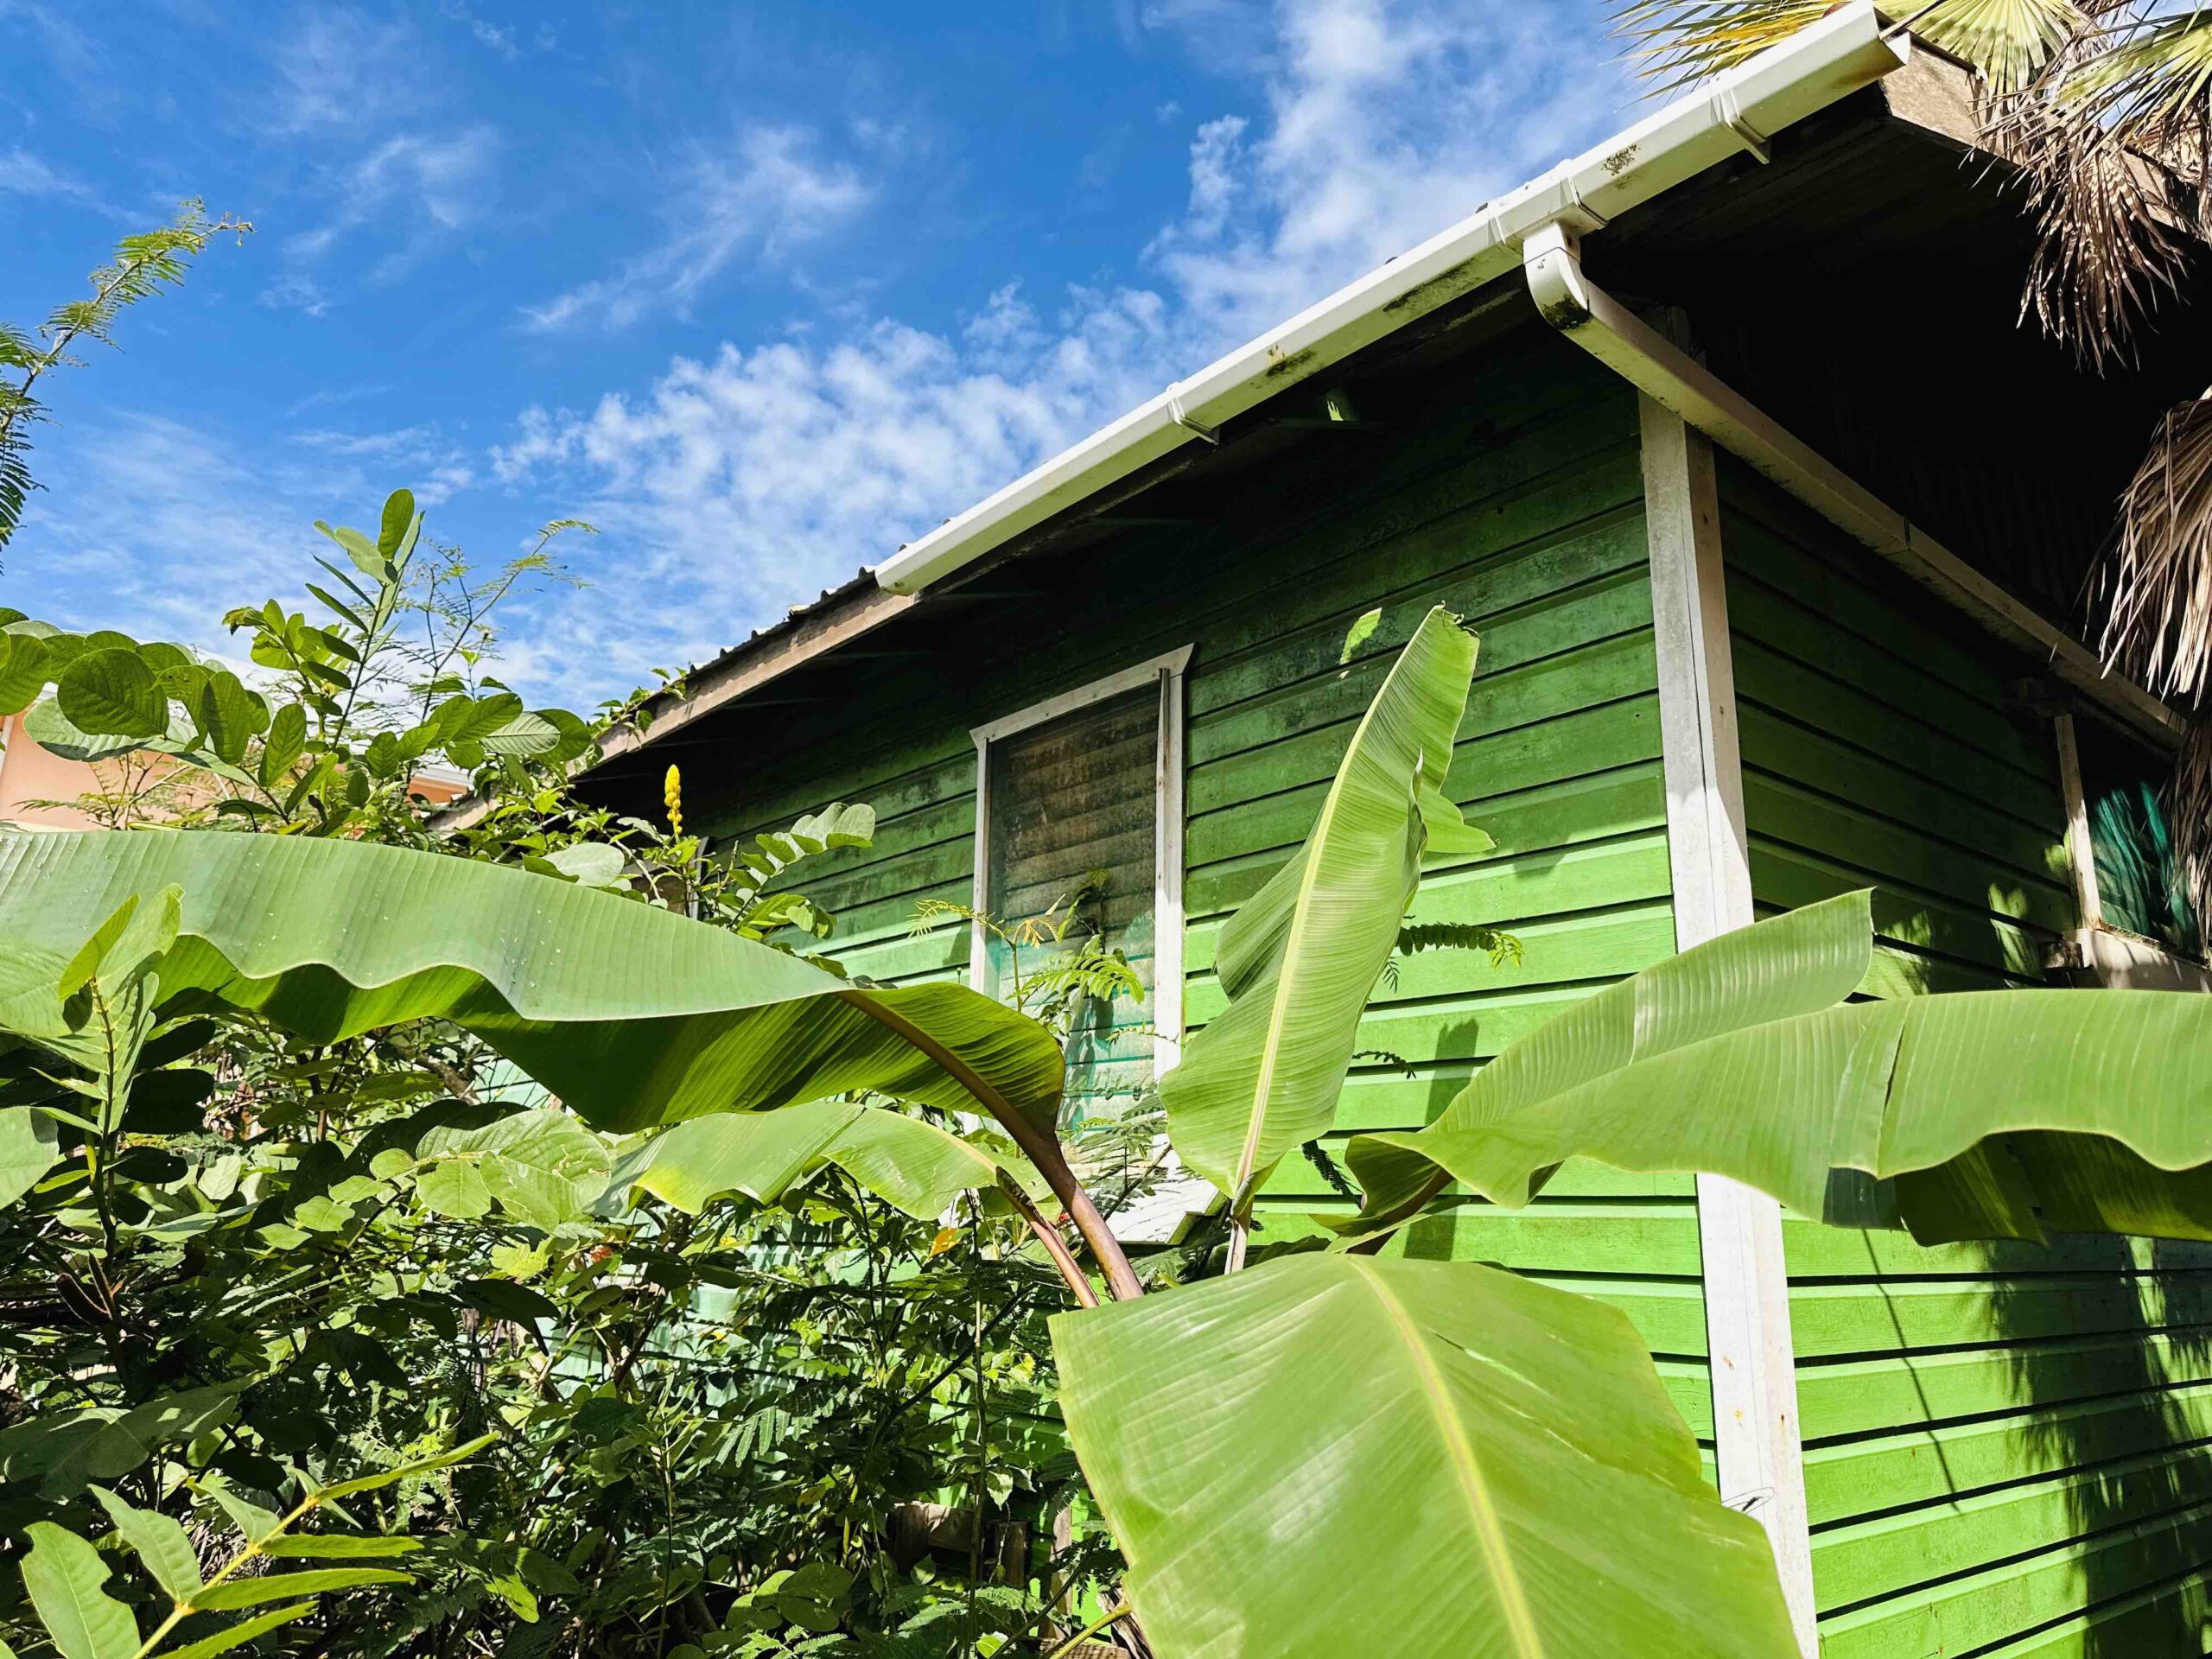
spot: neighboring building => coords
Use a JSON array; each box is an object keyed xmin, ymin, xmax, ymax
[
  {"xmin": 0, "ymin": 712, "xmax": 469, "ymax": 829},
  {"xmin": 576, "ymin": 11, "xmax": 2212, "ymax": 1654}
]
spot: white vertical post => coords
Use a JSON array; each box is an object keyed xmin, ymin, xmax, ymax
[
  {"xmin": 1641, "ymin": 393, "xmax": 1819, "ymax": 1656},
  {"xmin": 1153, "ymin": 660, "xmax": 1188, "ymax": 1072},
  {"xmin": 2053, "ymin": 712, "xmax": 2102, "ymax": 930}
]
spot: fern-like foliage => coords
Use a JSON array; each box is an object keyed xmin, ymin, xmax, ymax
[
  {"xmin": 1378, "ymin": 921, "xmax": 1524, "ymax": 992},
  {"xmin": 0, "ymin": 200, "xmax": 250, "ymax": 552}
]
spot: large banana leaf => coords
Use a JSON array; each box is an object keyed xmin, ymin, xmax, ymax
[
  {"xmin": 1163, "ymin": 607, "xmax": 1486, "ymax": 1208},
  {"xmin": 1343, "ymin": 893, "xmax": 2212, "ymax": 1246},
  {"xmin": 1052, "ymin": 1254, "xmax": 1796, "ymax": 1657},
  {"xmin": 613, "ymin": 1098, "xmax": 1001, "ymax": 1219},
  {"xmin": 0, "ymin": 831, "xmax": 1062, "ymax": 1135},
  {"xmin": 1340, "ymin": 890, "xmax": 1873, "ymax": 1234}
]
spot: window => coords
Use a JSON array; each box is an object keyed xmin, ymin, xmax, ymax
[{"xmin": 970, "ymin": 646, "xmax": 1190, "ymax": 1122}]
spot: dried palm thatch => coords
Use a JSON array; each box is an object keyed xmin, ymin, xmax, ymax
[{"xmin": 1619, "ymin": 0, "xmax": 2212, "ymax": 944}]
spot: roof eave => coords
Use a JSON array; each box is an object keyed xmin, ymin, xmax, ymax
[{"xmin": 871, "ymin": 2, "xmax": 1912, "ymax": 596}]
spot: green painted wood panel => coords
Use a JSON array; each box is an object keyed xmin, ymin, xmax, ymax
[
  {"xmin": 1723, "ymin": 462, "xmax": 2212, "ymax": 1656},
  {"xmin": 673, "ymin": 331, "xmax": 1725, "ymax": 1465}
]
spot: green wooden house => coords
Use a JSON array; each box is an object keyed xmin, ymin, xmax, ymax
[{"xmin": 577, "ymin": 9, "xmax": 2212, "ymax": 1654}]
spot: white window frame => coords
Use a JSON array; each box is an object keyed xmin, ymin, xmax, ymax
[{"xmin": 969, "ymin": 644, "xmax": 1192, "ymax": 1070}]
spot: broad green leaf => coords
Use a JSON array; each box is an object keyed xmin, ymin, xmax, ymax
[
  {"xmin": 479, "ymin": 710, "xmax": 559, "ymax": 759},
  {"xmin": 1163, "ymin": 606, "xmax": 1478, "ymax": 1208},
  {"xmin": 58, "ymin": 885, "xmax": 181, "ymax": 1001},
  {"xmin": 0, "ymin": 1104, "xmax": 59, "ymax": 1206},
  {"xmin": 55, "ymin": 647, "xmax": 166, "ymax": 738},
  {"xmin": 0, "ymin": 629, "xmax": 52, "ymax": 713},
  {"xmin": 787, "ymin": 801, "xmax": 874, "ymax": 852},
  {"xmin": 627, "ymin": 1100, "xmax": 1001, "ymax": 1220},
  {"xmin": 315, "ymin": 1431, "xmax": 498, "ymax": 1499},
  {"xmin": 1342, "ymin": 891, "xmax": 1875, "ymax": 1234},
  {"xmin": 261, "ymin": 702, "xmax": 306, "ymax": 784},
  {"xmin": 92, "ymin": 1485, "xmax": 202, "ymax": 1603},
  {"xmin": 1338, "ymin": 605, "xmax": 1382, "ymax": 663},
  {"xmin": 1396, "ymin": 982, "xmax": 2212, "ymax": 1247},
  {"xmin": 0, "ymin": 831, "xmax": 1065, "ymax": 1134},
  {"xmin": 59, "ymin": 894, "xmax": 140, "ymax": 998},
  {"xmin": 23, "ymin": 695, "xmax": 157, "ymax": 764},
  {"xmin": 377, "ymin": 488, "xmax": 419, "ymax": 562},
  {"xmin": 200, "ymin": 1478, "xmax": 282, "ymax": 1546},
  {"xmin": 0, "ymin": 1382, "xmax": 246, "ymax": 1499},
  {"xmin": 415, "ymin": 1158, "xmax": 493, "ymax": 1219},
  {"xmin": 419, "ymin": 1108, "xmax": 607, "ymax": 1230},
  {"xmin": 262, "ymin": 1534, "xmax": 423, "ymax": 1559},
  {"xmin": 20, "ymin": 1522, "xmax": 140, "ymax": 1659},
  {"xmin": 541, "ymin": 842, "xmax": 626, "ymax": 887},
  {"xmin": 160, "ymin": 1604, "xmax": 316, "ymax": 1659},
  {"xmin": 193, "ymin": 1567, "xmax": 410, "ymax": 1610},
  {"xmin": 315, "ymin": 520, "xmax": 385, "ymax": 579},
  {"xmin": 434, "ymin": 692, "xmax": 524, "ymax": 746},
  {"xmin": 1052, "ymin": 1255, "xmax": 1796, "ymax": 1657},
  {"xmin": 193, "ymin": 671, "xmax": 268, "ymax": 766}
]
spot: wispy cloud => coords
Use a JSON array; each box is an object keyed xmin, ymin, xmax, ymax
[
  {"xmin": 293, "ymin": 423, "xmax": 478, "ymax": 505},
  {"xmin": 265, "ymin": 128, "xmax": 499, "ymax": 310},
  {"xmin": 0, "ymin": 144, "xmax": 124, "ymax": 219},
  {"xmin": 519, "ymin": 127, "xmax": 874, "ymax": 333},
  {"xmin": 486, "ymin": 0, "xmax": 1623, "ymax": 703},
  {"xmin": 267, "ymin": 8, "xmax": 423, "ymax": 135}
]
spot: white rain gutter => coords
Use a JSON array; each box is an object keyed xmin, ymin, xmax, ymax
[
  {"xmin": 873, "ymin": 3, "xmax": 1911, "ymax": 596},
  {"xmin": 1520, "ymin": 219, "xmax": 2188, "ymax": 749}
]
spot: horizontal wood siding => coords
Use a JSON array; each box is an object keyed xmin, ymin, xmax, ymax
[
  {"xmin": 681, "ymin": 328, "xmax": 1715, "ymax": 1442},
  {"xmin": 1722, "ymin": 464, "xmax": 2212, "ymax": 1657}
]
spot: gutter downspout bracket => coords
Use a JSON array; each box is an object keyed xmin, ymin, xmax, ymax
[
  {"xmin": 1711, "ymin": 86, "xmax": 1774, "ymax": 163},
  {"xmin": 1165, "ymin": 382, "xmax": 1221, "ymax": 446}
]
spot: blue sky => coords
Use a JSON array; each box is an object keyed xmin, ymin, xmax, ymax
[{"xmin": 2, "ymin": 0, "xmax": 1625, "ymax": 709}]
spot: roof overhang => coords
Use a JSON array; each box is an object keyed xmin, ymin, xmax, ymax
[{"xmin": 871, "ymin": 2, "xmax": 1911, "ymax": 595}]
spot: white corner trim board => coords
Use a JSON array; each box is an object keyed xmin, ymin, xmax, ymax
[
  {"xmin": 1640, "ymin": 396, "xmax": 1819, "ymax": 1657},
  {"xmin": 968, "ymin": 645, "xmax": 1192, "ymax": 1071}
]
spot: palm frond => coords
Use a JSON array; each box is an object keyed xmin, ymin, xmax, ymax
[
  {"xmin": 2095, "ymin": 391, "xmax": 2212, "ymax": 703},
  {"xmin": 1918, "ymin": 0, "xmax": 2086, "ymax": 94},
  {"xmin": 1614, "ymin": 0, "xmax": 2080, "ymax": 94},
  {"xmin": 2059, "ymin": 10, "xmax": 2212, "ymax": 147},
  {"xmin": 2002, "ymin": 103, "xmax": 2197, "ymax": 365},
  {"xmin": 1611, "ymin": 0, "xmax": 1833, "ymax": 92}
]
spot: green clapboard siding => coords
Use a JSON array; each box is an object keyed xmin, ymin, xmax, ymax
[
  {"xmin": 1722, "ymin": 463, "xmax": 2212, "ymax": 1658},
  {"xmin": 682, "ymin": 327, "xmax": 1717, "ymax": 1447}
]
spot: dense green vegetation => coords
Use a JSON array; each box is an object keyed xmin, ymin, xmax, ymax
[{"xmin": 0, "ymin": 502, "xmax": 2204, "ymax": 1657}]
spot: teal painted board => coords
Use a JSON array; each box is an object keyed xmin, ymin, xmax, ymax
[{"xmin": 1721, "ymin": 460, "xmax": 2212, "ymax": 1656}]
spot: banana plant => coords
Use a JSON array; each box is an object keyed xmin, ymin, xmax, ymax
[
  {"xmin": 1160, "ymin": 604, "xmax": 1491, "ymax": 1267},
  {"xmin": 6, "ymin": 601, "xmax": 2209, "ymax": 1658},
  {"xmin": 1341, "ymin": 888, "xmax": 2212, "ymax": 1248},
  {"xmin": 0, "ymin": 826, "xmax": 1139, "ymax": 1294}
]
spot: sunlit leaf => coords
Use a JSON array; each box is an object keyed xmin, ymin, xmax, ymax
[{"xmin": 1053, "ymin": 1255, "xmax": 1796, "ymax": 1657}]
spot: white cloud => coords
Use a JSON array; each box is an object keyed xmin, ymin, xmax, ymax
[
  {"xmin": 485, "ymin": 0, "xmax": 1623, "ymax": 705},
  {"xmin": 0, "ymin": 145, "xmax": 115, "ymax": 213},
  {"xmin": 269, "ymin": 9, "xmax": 420, "ymax": 135},
  {"xmin": 1149, "ymin": 0, "xmax": 1624, "ymax": 334},
  {"xmin": 12, "ymin": 413, "xmax": 367, "ymax": 645},
  {"xmin": 519, "ymin": 127, "xmax": 873, "ymax": 333},
  {"xmin": 292, "ymin": 424, "xmax": 479, "ymax": 505},
  {"xmin": 266, "ymin": 128, "xmax": 499, "ymax": 310}
]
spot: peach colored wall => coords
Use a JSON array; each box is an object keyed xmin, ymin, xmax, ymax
[
  {"xmin": 0, "ymin": 714, "xmax": 103, "ymax": 829},
  {"xmin": 0, "ymin": 715, "xmax": 467, "ymax": 828}
]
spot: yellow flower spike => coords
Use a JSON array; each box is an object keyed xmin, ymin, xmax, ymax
[{"xmin": 664, "ymin": 765, "xmax": 683, "ymax": 838}]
